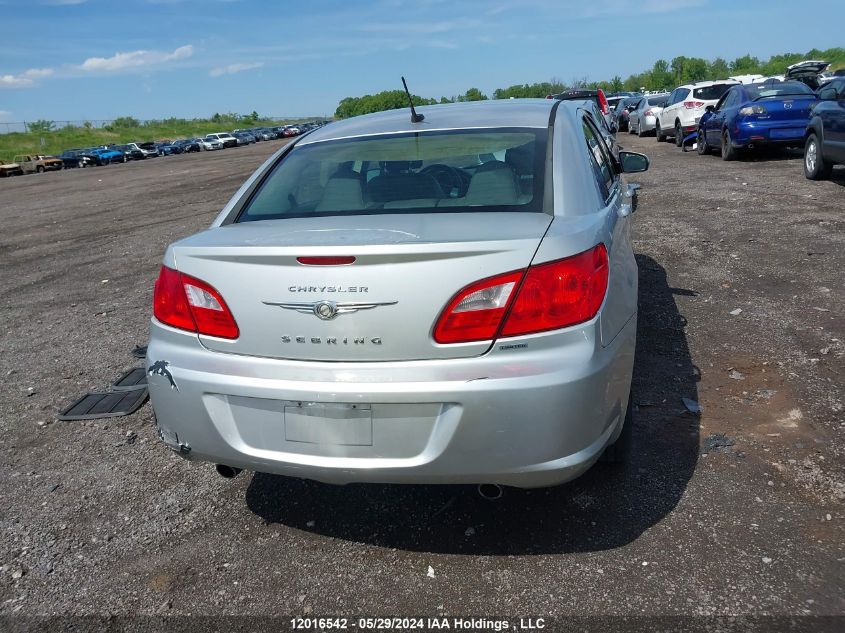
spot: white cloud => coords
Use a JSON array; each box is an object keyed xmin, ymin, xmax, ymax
[
  {"xmin": 0, "ymin": 67, "xmax": 54, "ymax": 89},
  {"xmin": 209, "ymin": 61, "xmax": 263, "ymax": 77},
  {"xmin": 78, "ymin": 45, "xmax": 193, "ymax": 72},
  {"xmin": 0, "ymin": 110, "xmax": 13, "ymax": 122}
]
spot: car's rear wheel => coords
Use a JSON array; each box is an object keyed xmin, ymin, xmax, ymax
[
  {"xmin": 637, "ymin": 121, "xmax": 647, "ymax": 137},
  {"xmin": 697, "ymin": 129, "xmax": 710, "ymax": 155},
  {"xmin": 600, "ymin": 390, "xmax": 633, "ymax": 463},
  {"xmin": 721, "ymin": 129, "xmax": 737, "ymax": 161},
  {"xmin": 804, "ymin": 133, "xmax": 833, "ymax": 180},
  {"xmin": 655, "ymin": 123, "xmax": 665, "ymax": 142},
  {"xmin": 675, "ymin": 122, "xmax": 684, "ymax": 147},
  {"xmin": 36, "ymin": 165, "xmax": 45, "ymax": 173}
]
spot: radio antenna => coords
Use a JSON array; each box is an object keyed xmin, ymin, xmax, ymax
[{"xmin": 401, "ymin": 76, "xmax": 425, "ymax": 123}]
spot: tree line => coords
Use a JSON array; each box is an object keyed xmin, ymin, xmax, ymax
[{"xmin": 334, "ymin": 47, "xmax": 845, "ymax": 118}]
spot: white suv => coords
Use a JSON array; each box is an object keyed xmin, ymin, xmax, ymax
[
  {"xmin": 205, "ymin": 132, "xmax": 238, "ymax": 148},
  {"xmin": 656, "ymin": 80, "xmax": 739, "ymax": 146}
]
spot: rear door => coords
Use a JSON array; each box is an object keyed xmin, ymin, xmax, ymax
[
  {"xmin": 579, "ymin": 112, "xmax": 636, "ymax": 344},
  {"xmin": 821, "ymin": 80, "xmax": 845, "ymax": 160}
]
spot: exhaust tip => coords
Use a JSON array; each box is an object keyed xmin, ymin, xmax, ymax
[
  {"xmin": 477, "ymin": 483, "xmax": 503, "ymax": 501},
  {"xmin": 215, "ymin": 464, "xmax": 242, "ymax": 479}
]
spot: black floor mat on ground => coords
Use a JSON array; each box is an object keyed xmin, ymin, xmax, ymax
[
  {"xmin": 131, "ymin": 345, "xmax": 147, "ymax": 359},
  {"xmin": 112, "ymin": 367, "xmax": 147, "ymax": 391},
  {"xmin": 58, "ymin": 388, "xmax": 148, "ymax": 421}
]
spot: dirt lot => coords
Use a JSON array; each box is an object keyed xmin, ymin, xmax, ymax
[{"xmin": 0, "ymin": 134, "xmax": 843, "ymax": 630}]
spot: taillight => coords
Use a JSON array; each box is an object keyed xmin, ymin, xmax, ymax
[
  {"xmin": 433, "ymin": 271, "xmax": 522, "ymax": 344},
  {"xmin": 683, "ymin": 101, "xmax": 705, "ymax": 109},
  {"xmin": 597, "ymin": 89, "xmax": 608, "ymax": 115},
  {"xmin": 433, "ymin": 245, "xmax": 608, "ymax": 344},
  {"xmin": 739, "ymin": 105, "xmax": 767, "ymax": 116},
  {"xmin": 644, "ymin": 109, "xmax": 654, "ymax": 117},
  {"xmin": 501, "ymin": 245, "xmax": 608, "ymax": 337},
  {"xmin": 153, "ymin": 266, "xmax": 239, "ymax": 339}
]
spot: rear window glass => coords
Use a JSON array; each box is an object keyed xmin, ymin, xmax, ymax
[
  {"xmin": 237, "ymin": 128, "xmax": 547, "ymax": 221},
  {"xmin": 746, "ymin": 82, "xmax": 814, "ymax": 98},
  {"xmin": 693, "ymin": 84, "xmax": 734, "ymax": 100},
  {"xmin": 647, "ymin": 96, "xmax": 667, "ymax": 106}
]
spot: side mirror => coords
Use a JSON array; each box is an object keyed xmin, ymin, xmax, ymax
[
  {"xmin": 618, "ymin": 151, "xmax": 649, "ymax": 173},
  {"xmin": 705, "ymin": 105, "xmax": 715, "ymax": 113},
  {"xmin": 818, "ymin": 87, "xmax": 837, "ymax": 101}
]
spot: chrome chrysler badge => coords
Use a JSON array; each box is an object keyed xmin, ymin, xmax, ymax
[{"xmin": 263, "ymin": 299, "xmax": 397, "ymax": 320}]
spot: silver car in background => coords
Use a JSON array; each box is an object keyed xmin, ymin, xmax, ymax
[
  {"xmin": 147, "ymin": 99, "xmax": 648, "ymax": 489},
  {"xmin": 628, "ymin": 94, "xmax": 669, "ymax": 137}
]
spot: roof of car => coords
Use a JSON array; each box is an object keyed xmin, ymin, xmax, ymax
[
  {"xmin": 299, "ymin": 99, "xmax": 559, "ymax": 145},
  {"xmin": 676, "ymin": 79, "xmax": 740, "ymax": 89}
]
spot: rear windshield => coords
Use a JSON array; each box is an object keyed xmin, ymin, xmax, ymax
[
  {"xmin": 647, "ymin": 96, "xmax": 667, "ymax": 106},
  {"xmin": 693, "ymin": 84, "xmax": 734, "ymax": 100},
  {"xmin": 237, "ymin": 128, "xmax": 547, "ymax": 221},
  {"xmin": 746, "ymin": 81, "xmax": 814, "ymax": 99}
]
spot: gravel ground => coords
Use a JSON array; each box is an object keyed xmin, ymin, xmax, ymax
[{"xmin": 0, "ymin": 134, "xmax": 843, "ymax": 631}]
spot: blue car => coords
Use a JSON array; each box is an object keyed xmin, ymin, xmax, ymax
[
  {"xmin": 697, "ymin": 81, "xmax": 818, "ymax": 160},
  {"xmin": 86, "ymin": 147, "xmax": 126, "ymax": 164}
]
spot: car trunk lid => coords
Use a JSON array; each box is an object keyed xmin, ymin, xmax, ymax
[{"xmin": 170, "ymin": 212, "xmax": 552, "ymax": 361}]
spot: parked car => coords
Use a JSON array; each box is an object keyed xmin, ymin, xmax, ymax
[
  {"xmin": 135, "ymin": 142, "xmax": 160, "ymax": 158},
  {"xmin": 628, "ymin": 94, "xmax": 669, "ymax": 137},
  {"xmin": 65, "ymin": 148, "xmax": 106, "ymax": 166},
  {"xmin": 156, "ymin": 141, "xmax": 183, "ymax": 156},
  {"xmin": 656, "ymin": 80, "xmax": 739, "ymax": 146},
  {"xmin": 111, "ymin": 144, "xmax": 145, "ymax": 161},
  {"xmin": 547, "ymin": 88, "xmax": 616, "ymax": 137},
  {"xmin": 786, "ymin": 60, "xmax": 830, "ymax": 90},
  {"xmin": 613, "ymin": 97, "xmax": 641, "ymax": 132},
  {"xmin": 606, "ymin": 96, "xmax": 625, "ymax": 113},
  {"xmin": 233, "ymin": 132, "xmax": 256, "ymax": 145},
  {"xmin": 197, "ymin": 137, "xmax": 223, "ymax": 151},
  {"xmin": 252, "ymin": 128, "xmax": 274, "ymax": 141},
  {"xmin": 173, "ymin": 139, "xmax": 201, "ymax": 153},
  {"xmin": 804, "ymin": 77, "xmax": 845, "ymax": 180},
  {"xmin": 0, "ymin": 159, "xmax": 24, "ymax": 177},
  {"xmin": 697, "ymin": 81, "xmax": 818, "ymax": 160},
  {"xmin": 146, "ymin": 100, "xmax": 649, "ymax": 489},
  {"xmin": 58, "ymin": 150, "xmax": 95, "ymax": 168},
  {"xmin": 13, "ymin": 154, "xmax": 64, "ymax": 174},
  {"xmin": 205, "ymin": 132, "xmax": 238, "ymax": 148},
  {"xmin": 86, "ymin": 147, "xmax": 126, "ymax": 164}
]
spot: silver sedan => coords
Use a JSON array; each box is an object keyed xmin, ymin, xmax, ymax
[
  {"xmin": 628, "ymin": 94, "xmax": 670, "ymax": 137},
  {"xmin": 147, "ymin": 99, "xmax": 649, "ymax": 489}
]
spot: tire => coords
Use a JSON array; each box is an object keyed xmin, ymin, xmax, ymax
[
  {"xmin": 721, "ymin": 129, "xmax": 737, "ymax": 161},
  {"xmin": 675, "ymin": 122, "xmax": 684, "ymax": 147},
  {"xmin": 637, "ymin": 122, "xmax": 646, "ymax": 138},
  {"xmin": 656, "ymin": 122, "xmax": 665, "ymax": 142},
  {"xmin": 36, "ymin": 165, "xmax": 45, "ymax": 173},
  {"xmin": 803, "ymin": 132, "xmax": 833, "ymax": 180},
  {"xmin": 697, "ymin": 129, "xmax": 710, "ymax": 155},
  {"xmin": 601, "ymin": 390, "xmax": 633, "ymax": 463}
]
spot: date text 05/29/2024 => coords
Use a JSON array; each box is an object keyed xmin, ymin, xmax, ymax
[{"xmin": 289, "ymin": 617, "xmax": 546, "ymax": 631}]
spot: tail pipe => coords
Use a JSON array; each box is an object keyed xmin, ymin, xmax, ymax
[
  {"xmin": 215, "ymin": 464, "xmax": 242, "ymax": 479},
  {"xmin": 477, "ymin": 484, "xmax": 504, "ymax": 501}
]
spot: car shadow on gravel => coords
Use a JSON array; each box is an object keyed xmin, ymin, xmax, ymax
[{"xmin": 245, "ymin": 255, "xmax": 700, "ymax": 555}]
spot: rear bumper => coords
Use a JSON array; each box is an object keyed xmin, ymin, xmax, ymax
[
  {"xmin": 732, "ymin": 122, "xmax": 806, "ymax": 147},
  {"xmin": 147, "ymin": 315, "xmax": 636, "ymax": 488}
]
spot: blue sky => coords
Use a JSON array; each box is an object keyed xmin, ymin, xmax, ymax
[{"xmin": 1, "ymin": 0, "xmax": 843, "ymax": 123}]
